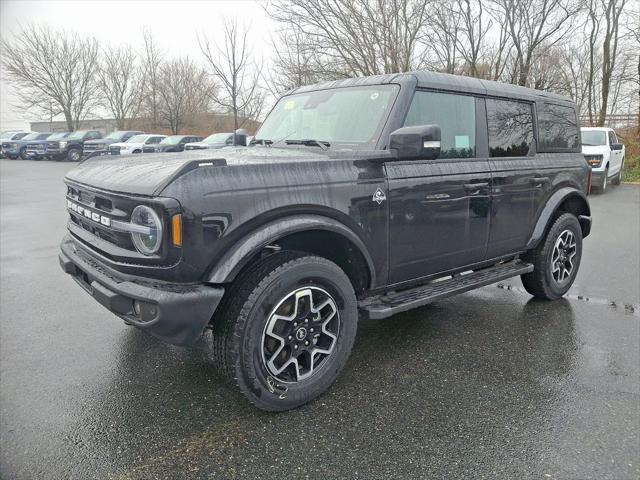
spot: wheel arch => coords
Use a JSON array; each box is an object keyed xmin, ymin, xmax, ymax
[
  {"xmin": 207, "ymin": 214, "xmax": 376, "ymax": 295},
  {"xmin": 526, "ymin": 187, "xmax": 591, "ymax": 250}
]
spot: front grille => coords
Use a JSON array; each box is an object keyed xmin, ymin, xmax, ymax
[
  {"xmin": 109, "ymin": 145, "xmax": 121, "ymax": 155},
  {"xmin": 46, "ymin": 141, "xmax": 60, "ymax": 151},
  {"xmin": 26, "ymin": 143, "xmax": 46, "ymax": 152},
  {"xmin": 83, "ymin": 143, "xmax": 105, "ymax": 152},
  {"xmin": 67, "ymin": 184, "xmax": 134, "ymax": 252}
]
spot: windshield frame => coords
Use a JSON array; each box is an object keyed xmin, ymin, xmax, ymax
[{"xmin": 254, "ymin": 84, "xmax": 401, "ymax": 150}]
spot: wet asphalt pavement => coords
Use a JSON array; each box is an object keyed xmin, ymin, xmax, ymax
[{"xmin": 1, "ymin": 159, "xmax": 638, "ymax": 480}]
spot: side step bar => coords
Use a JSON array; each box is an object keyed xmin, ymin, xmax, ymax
[{"xmin": 359, "ymin": 260, "xmax": 533, "ymax": 320}]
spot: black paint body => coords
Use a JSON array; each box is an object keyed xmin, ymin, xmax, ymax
[{"xmin": 59, "ymin": 71, "xmax": 592, "ymax": 345}]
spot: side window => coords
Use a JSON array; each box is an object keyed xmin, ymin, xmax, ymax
[
  {"xmin": 147, "ymin": 136, "xmax": 163, "ymax": 144},
  {"xmin": 487, "ymin": 99, "xmax": 534, "ymax": 157},
  {"xmin": 122, "ymin": 133, "xmax": 133, "ymax": 141},
  {"xmin": 89, "ymin": 131, "xmax": 101, "ymax": 140},
  {"xmin": 608, "ymin": 131, "xmax": 617, "ymax": 146},
  {"xmin": 404, "ymin": 91, "xmax": 476, "ymax": 158},
  {"xmin": 539, "ymin": 103, "xmax": 579, "ymax": 150}
]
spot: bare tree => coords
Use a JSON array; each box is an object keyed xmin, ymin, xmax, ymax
[
  {"xmin": 199, "ymin": 18, "xmax": 265, "ymax": 130},
  {"xmin": 157, "ymin": 57, "xmax": 212, "ymax": 134},
  {"xmin": 454, "ymin": 0, "xmax": 494, "ymax": 77},
  {"xmin": 141, "ymin": 28, "xmax": 163, "ymax": 130},
  {"xmin": 0, "ymin": 24, "xmax": 99, "ymax": 131},
  {"xmin": 268, "ymin": 0, "xmax": 431, "ymax": 77},
  {"xmin": 492, "ymin": 0, "xmax": 581, "ymax": 86},
  {"xmin": 97, "ymin": 45, "xmax": 142, "ymax": 129},
  {"xmin": 595, "ymin": 0, "xmax": 628, "ymax": 126}
]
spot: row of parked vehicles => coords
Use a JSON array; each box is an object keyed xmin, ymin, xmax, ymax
[
  {"xmin": 0, "ymin": 130, "xmax": 241, "ymax": 162},
  {"xmin": 1, "ymin": 125, "xmax": 623, "ymax": 192}
]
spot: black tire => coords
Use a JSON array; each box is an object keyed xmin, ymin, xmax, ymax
[
  {"xmin": 212, "ymin": 251, "xmax": 358, "ymax": 411},
  {"xmin": 612, "ymin": 159, "xmax": 624, "ymax": 185},
  {"xmin": 19, "ymin": 148, "xmax": 28, "ymax": 160},
  {"xmin": 67, "ymin": 148, "xmax": 81, "ymax": 162},
  {"xmin": 521, "ymin": 213, "xmax": 583, "ymax": 300}
]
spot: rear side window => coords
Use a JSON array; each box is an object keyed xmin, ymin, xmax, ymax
[
  {"xmin": 539, "ymin": 103, "xmax": 580, "ymax": 150},
  {"xmin": 487, "ymin": 99, "xmax": 534, "ymax": 157},
  {"xmin": 404, "ymin": 91, "xmax": 476, "ymax": 158},
  {"xmin": 608, "ymin": 131, "xmax": 617, "ymax": 145}
]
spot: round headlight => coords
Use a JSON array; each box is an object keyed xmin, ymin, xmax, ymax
[{"xmin": 130, "ymin": 205, "xmax": 162, "ymax": 255}]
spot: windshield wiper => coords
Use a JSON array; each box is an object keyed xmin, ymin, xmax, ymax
[{"xmin": 285, "ymin": 139, "xmax": 330, "ymax": 151}]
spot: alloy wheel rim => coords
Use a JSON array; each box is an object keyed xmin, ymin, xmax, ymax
[
  {"xmin": 550, "ymin": 229, "xmax": 577, "ymax": 285},
  {"xmin": 261, "ymin": 286, "xmax": 340, "ymax": 384},
  {"xmin": 70, "ymin": 150, "xmax": 79, "ymax": 161}
]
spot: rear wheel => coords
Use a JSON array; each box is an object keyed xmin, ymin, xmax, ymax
[
  {"xmin": 521, "ymin": 213, "xmax": 583, "ymax": 300},
  {"xmin": 212, "ymin": 251, "xmax": 358, "ymax": 411}
]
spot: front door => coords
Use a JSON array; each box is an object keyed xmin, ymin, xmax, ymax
[
  {"xmin": 608, "ymin": 130, "xmax": 623, "ymax": 174},
  {"xmin": 387, "ymin": 91, "xmax": 491, "ymax": 285}
]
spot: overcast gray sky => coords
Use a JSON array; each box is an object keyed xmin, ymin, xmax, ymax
[{"xmin": 0, "ymin": 0, "xmax": 274, "ymax": 131}]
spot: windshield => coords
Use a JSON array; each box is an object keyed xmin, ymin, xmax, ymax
[
  {"xmin": 255, "ymin": 85, "xmax": 400, "ymax": 148},
  {"xmin": 126, "ymin": 135, "xmax": 148, "ymax": 143},
  {"xmin": 1, "ymin": 131, "xmax": 21, "ymax": 140},
  {"xmin": 105, "ymin": 131, "xmax": 128, "ymax": 140},
  {"xmin": 48, "ymin": 132, "xmax": 69, "ymax": 140},
  {"xmin": 22, "ymin": 133, "xmax": 42, "ymax": 141},
  {"xmin": 160, "ymin": 136, "xmax": 183, "ymax": 145},
  {"xmin": 68, "ymin": 131, "xmax": 88, "ymax": 140},
  {"xmin": 582, "ymin": 130, "xmax": 607, "ymax": 146},
  {"xmin": 203, "ymin": 133, "xmax": 231, "ymax": 144}
]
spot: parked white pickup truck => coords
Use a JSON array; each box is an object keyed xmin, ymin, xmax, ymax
[{"xmin": 581, "ymin": 127, "xmax": 625, "ymax": 193}]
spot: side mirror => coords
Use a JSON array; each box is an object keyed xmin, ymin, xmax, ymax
[
  {"xmin": 611, "ymin": 143, "xmax": 623, "ymax": 151},
  {"xmin": 389, "ymin": 124, "xmax": 441, "ymax": 161}
]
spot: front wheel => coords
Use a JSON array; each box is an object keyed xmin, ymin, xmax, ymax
[
  {"xmin": 66, "ymin": 148, "xmax": 81, "ymax": 162},
  {"xmin": 212, "ymin": 251, "xmax": 358, "ymax": 411},
  {"xmin": 521, "ymin": 213, "xmax": 583, "ymax": 300},
  {"xmin": 612, "ymin": 159, "xmax": 624, "ymax": 185},
  {"xmin": 19, "ymin": 148, "xmax": 28, "ymax": 160}
]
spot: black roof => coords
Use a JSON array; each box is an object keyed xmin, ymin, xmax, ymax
[{"xmin": 289, "ymin": 70, "xmax": 572, "ymax": 104}]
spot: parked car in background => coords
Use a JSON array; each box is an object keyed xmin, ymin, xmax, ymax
[
  {"xmin": 184, "ymin": 132, "xmax": 233, "ymax": 150},
  {"xmin": 46, "ymin": 130, "xmax": 102, "ymax": 162},
  {"xmin": 0, "ymin": 131, "xmax": 31, "ymax": 158},
  {"xmin": 83, "ymin": 130, "xmax": 144, "ymax": 157},
  {"xmin": 581, "ymin": 127, "xmax": 625, "ymax": 193},
  {"xmin": 27, "ymin": 132, "xmax": 70, "ymax": 160},
  {"xmin": 2, "ymin": 132, "xmax": 52, "ymax": 160},
  {"xmin": 143, "ymin": 135, "xmax": 203, "ymax": 153},
  {"xmin": 108, "ymin": 134, "xmax": 167, "ymax": 155}
]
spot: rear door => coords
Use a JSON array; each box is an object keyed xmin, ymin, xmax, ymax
[
  {"xmin": 387, "ymin": 90, "xmax": 492, "ymax": 284},
  {"xmin": 485, "ymin": 98, "xmax": 538, "ymax": 258}
]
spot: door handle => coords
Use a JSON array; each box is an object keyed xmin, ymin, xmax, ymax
[
  {"xmin": 530, "ymin": 176, "xmax": 550, "ymax": 186},
  {"xmin": 463, "ymin": 182, "xmax": 489, "ymax": 192}
]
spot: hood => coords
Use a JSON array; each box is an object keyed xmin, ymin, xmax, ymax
[
  {"xmin": 64, "ymin": 147, "xmax": 336, "ymax": 196},
  {"xmin": 185, "ymin": 141, "xmax": 225, "ymax": 149},
  {"xmin": 582, "ymin": 145, "xmax": 609, "ymax": 155},
  {"xmin": 110, "ymin": 142, "xmax": 132, "ymax": 148},
  {"xmin": 84, "ymin": 138, "xmax": 109, "ymax": 145}
]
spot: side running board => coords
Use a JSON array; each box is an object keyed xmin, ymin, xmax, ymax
[{"xmin": 359, "ymin": 260, "xmax": 533, "ymax": 320}]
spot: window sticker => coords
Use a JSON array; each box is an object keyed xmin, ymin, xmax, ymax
[
  {"xmin": 284, "ymin": 100, "xmax": 296, "ymax": 110},
  {"xmin": 455, "ymin": 135, "xmax": 470, "ymax": 149}
]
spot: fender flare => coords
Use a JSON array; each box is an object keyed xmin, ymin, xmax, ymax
[
  {"xmin": 526, "ymin": 187, "xmax": 591, "ymax": 249},
  {"xmin": 207, "ymin": 214, "xmax": 377, "ymax": 286}
]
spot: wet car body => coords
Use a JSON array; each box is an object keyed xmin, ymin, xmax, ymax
[{"xmin": 59, "ymin": 71, "xmax": 592, "ymax": 410}]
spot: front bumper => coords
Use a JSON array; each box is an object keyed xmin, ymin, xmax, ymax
[
  {"xmin": 59, "ymin": 234, "xmax": 224, "ymax": 346},
  {"xmin": 591, "ymin": 170, "xmax": 605, "ymax": 187}
]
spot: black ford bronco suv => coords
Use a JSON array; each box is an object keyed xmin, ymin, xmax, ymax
[{"xmin": 59, "ymin": 71, "xmax": 591, "ymax": 411}]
